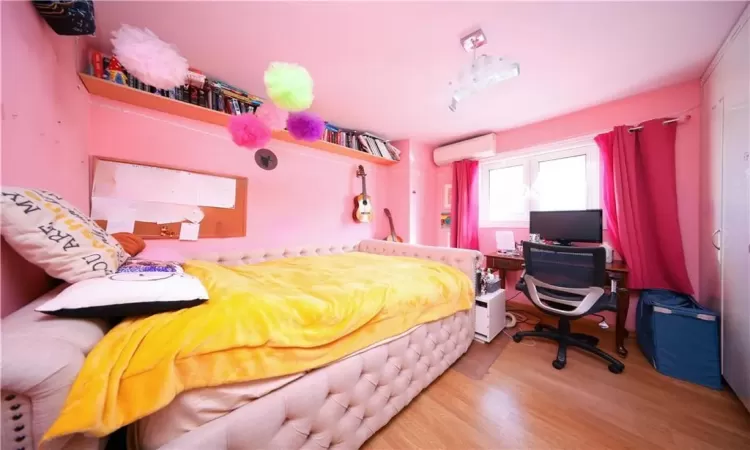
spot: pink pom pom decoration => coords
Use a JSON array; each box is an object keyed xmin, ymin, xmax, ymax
[
  {"xmin": 286, "ymin": 112, "xmax": 325, "ymax": 142},
  {"xmin": 255, "ymin": 102, "xmax": 289, "ymax": 130},
  {"xmin": 111, "ymin": 24, "xmax": 189, "ymax": 90},
  {"xmin": 227, "ymin": 114, "xmax": 272, "ymax": 149}
]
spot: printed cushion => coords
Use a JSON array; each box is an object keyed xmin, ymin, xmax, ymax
[
  {"xmin": 35, "ymin": 272, "xmax": 209, "ymax": 318},
  {"xmin": 1, "ymin": 187, "xmax": 129, "ymax": 283}
]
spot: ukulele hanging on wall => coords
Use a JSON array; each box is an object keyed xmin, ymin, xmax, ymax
[{"xmin": 353, "ymin": 165, "xmax": 372, "ymax": 223}]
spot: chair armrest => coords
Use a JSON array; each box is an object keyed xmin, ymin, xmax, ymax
[{"xmin": 357, "ymin": 240, "xmax": 482, "ymax": 281}]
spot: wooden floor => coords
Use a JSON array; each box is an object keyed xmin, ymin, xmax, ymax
[{"xmin": 364, "ymin": 316, "xmax": 750, "ymax": 450}]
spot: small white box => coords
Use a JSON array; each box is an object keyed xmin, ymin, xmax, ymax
[{"xmin": 474, "ymin": 289, "xmax": 506, "ymax": 343}]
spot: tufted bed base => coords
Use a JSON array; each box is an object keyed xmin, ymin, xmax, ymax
[
  {"xmin": 141, "ymin": 240, "xmax": 482, "ymax": 450},
  {"xmin": 1, "ymin": 240, "xmax": 481, "ymax": 450},
  {"xmin": 153, "ymin": 310, "xmax": 473, "ymax": 450}
]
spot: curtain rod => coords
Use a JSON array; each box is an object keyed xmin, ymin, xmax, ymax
[{"xmin": 629, "ymin": 115, "xmax": 691, "ymax": 132}]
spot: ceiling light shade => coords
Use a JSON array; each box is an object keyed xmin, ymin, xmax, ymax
[{"xmin": 449, "ymin": 55, "xmax": 520, "ymax": 111}]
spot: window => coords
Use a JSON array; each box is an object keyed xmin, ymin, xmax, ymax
[{"xmin": 479, "ymin": 139, "xmax": 600, "ymax": 227}]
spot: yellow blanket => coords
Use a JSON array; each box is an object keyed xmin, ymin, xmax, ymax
[{"xmin": 44, "ymin": 252, "xmax": 473, "ymax": 441}]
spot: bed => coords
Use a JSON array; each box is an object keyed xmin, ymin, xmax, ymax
[{"xmin": 1, "ymin": 240, "xmax": 481, "ymax": 450}]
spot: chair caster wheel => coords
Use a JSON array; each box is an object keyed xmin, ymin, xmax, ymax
[
  {"xmin": 552, "ymin": 360, "xmax": 565, "ymax": 370},
  {"xmin": 534, "ymin": 324, "xmax": 543, "ymax": 332},
  {"xmin": 608, "ymin": 363, "xmax": 624, "ymax": 374},
  {"xmin": 512, "ymin": 334, "xmax": 522, "ymax": 343}
]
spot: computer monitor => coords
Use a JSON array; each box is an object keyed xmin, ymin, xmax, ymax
[{"xmin": 529, "ymin": 209, "xmax": 603, "ymax": 244}]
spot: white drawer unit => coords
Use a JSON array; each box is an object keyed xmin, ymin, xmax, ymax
[{"xmin": 475, "ymin": 289, "xmax": 506, "ymax": 343}]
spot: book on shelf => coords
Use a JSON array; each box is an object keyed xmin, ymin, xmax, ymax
[
  {"xmin": 83, "ymin": 49, "xmax": 400, "ymax": 163},
  {"xmin": 385, "ymin": 142, "xmax": 401, "ymax": 159},
  {"xmin": 374, "ymin": 139, "xmax": 393, "ymax": 160},
  {"xmin": 322, "ymin": 122, "xmax": 400, "ymax": 160},
  {"xmin": 357, "ymin": 135, "xmax": 374, "ymax": 155}
]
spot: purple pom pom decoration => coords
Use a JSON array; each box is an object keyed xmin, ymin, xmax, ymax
[
  {"xmin": 227, "ymin": 113, "xmax": 272, "ymax": 149},
  {"xmin": 286, "ymin": 112, "xmax": 325, "ymax": 142}
]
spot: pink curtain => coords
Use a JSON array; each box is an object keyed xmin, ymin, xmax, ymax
[
  {"xmin": 595, "ymin": 131, "xmax": 623, "ymax": 256},
  {"xmin": 450, "ymin": 160, "xmax": 479, "ymax": 250},
  {"xmin": 595, "ymin": 119, "xmax": 693, "ymax": 294}
]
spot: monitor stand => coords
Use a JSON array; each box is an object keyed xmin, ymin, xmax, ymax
[{"xmin": 553, "ymin": 240, "xmax": 574, "ymax": 246}]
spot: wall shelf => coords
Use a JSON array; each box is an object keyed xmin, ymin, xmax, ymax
[{"xmin": 79, "ymin": 73, "xmax": 398, "ymax": 166}]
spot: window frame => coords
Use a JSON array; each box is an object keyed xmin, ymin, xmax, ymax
[{"xmin": 479, "ymin": 137, "xmax": 601, "ymax": 228}]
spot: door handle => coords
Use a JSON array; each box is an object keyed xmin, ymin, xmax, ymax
[{"xmin": 712, "ymin": 229, "xmax": 720, "ymax": 250}]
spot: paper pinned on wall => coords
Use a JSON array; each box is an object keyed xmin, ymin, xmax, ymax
[
  {"xmin": 196, "ymin": 175, "xmax": 236, "ymax": 208},
  {"xmin": 91, "ymin": 197, "xmax": 206, "ymax": 224},
  {"xmin": 106, "ymin": 218, "xmax": 135, "ymax": 234},
  {"xmin": 179, "ymin": 222, "xmax": 200, "ymax": 241},
  {"xmin": 91, "ymin": 197, "xmax": 137, "ymax": 221},
  {"xmin": 184, "ymin": 208, "xmax": 205, "ymax": 224},
  {"xmin": 93, "ymin": 160, "xmax": 236, "ymax": 209}
]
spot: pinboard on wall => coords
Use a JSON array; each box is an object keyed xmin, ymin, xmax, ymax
[{"xmin": 90, "ymin": 157, "xmax": 247, "ymax": 240}]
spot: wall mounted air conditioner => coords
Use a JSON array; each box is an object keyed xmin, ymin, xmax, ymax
[{"xmin": 433, "ymin": 133, "xmax": 496, "ymax": 166}]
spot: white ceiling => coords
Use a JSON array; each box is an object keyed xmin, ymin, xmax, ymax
[{"xmin": 90, "ymin": 1, "xmax": 747, "ymax": 144}]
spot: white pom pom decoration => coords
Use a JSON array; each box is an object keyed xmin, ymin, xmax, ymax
[{"xmin": 111, "ymin": 24, "xmax": 189, "ymax": 90}]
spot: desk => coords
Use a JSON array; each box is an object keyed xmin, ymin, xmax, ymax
[{"xmin": 485, "ymin": 253, "xmax": 630, "ymax": 357}]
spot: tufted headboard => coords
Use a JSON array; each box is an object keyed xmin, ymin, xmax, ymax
[
  {"xmin": 195, "ymin": 244, "xmax": 358, "ymax": 266},
  {"xmin": 194, "ymin": 240, "xmax": 482, "ymax": 282}
]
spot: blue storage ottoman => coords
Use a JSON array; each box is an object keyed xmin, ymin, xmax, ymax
[{"xmin": 636, "ymin": 289, "xmax": 721, "ymax": 389}]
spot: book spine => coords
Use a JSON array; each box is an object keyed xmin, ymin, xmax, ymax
[
  {"xmin": 386, "ymin": 143, "xmax": 401, "ymax": 161},
  {"xmin": 189, "ymin": 86, "xmax": 198, "ymax": 105},
  {"xmin": 217, "ymin": 91, "xmax": 225, "ymax": 112},
  {"xmin": 358, "ymin": 135, "xmax": 373, "ymax": 154},
  {"xmin": 89, "ymin": 50, "xmax": 104, "ymax": 78},
  {"xmin": 198, "ymin": 88, "xmax": 207, "ymax": 108},
  {"xmin": 376, "ymin": 139, "xmax": 392, "ymax": 160},
  {"xmin": 367, "ymin": 137, "xmax": 383, "ymax": 157},
  {"xmin": 102, "ymin": 57, "xmax": 111, "ymax": 80}
]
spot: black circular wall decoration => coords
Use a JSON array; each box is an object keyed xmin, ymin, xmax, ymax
[{"xmin": 255, "ymin": 148, "xmax": 278, "ymax": 171}]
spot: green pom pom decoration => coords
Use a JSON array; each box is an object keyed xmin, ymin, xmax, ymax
[{"xmin": 264, "ymin": 62, "xmax": 314, "ymax": 112}]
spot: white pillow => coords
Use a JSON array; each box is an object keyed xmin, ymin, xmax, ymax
[
  {"xmin": 35, "ymin": 272, "xmax": 209, "ymax": 318},
  {"xmin": 1, "ymin": 187, "xmax": 129, "ymax": 282}
]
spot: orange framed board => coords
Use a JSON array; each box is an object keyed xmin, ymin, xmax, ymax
[{"xmin": 91, "ymin": 157, "xmax": 247, "ymax": 240}]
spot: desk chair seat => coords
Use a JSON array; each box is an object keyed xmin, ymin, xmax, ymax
[{"xmin": 512, "ymin": 242, "xmax": 625, "ymax": 374}]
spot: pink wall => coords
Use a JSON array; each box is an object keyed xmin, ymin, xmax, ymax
[
  {"xmin": 387, "ymin": 139, "xmax": 440, "ymax": 247},
  {"xmin": 89, "ymin": 99, "xmax": 396, "ymax": 255},
  {"xmin": 409, "ymin": 141, "xmax": 440, "ymax": 247},
  {"xmin": 0, "ymin": 2, "xmax": 91, "ymax": 317},
  {"xmin": 387, "ymin": 140, "xmax": 412, "ymax": 243},
  {"xmin": 434, "ymin": 80, "xmax": 702, "ymax": 328}
]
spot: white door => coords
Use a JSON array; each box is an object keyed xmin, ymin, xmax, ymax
[
  {"xmin": 720, "ymin": 98, "xmax": 750, "ymax": 411},
  {"xmin": 706, "ymin": 99, "xmax": 724, "ymax": 311}
]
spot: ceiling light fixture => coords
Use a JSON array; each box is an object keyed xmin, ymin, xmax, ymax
[{"xmin": 449, "ymin": 28, "xmax": 520, "ymax": 112}]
